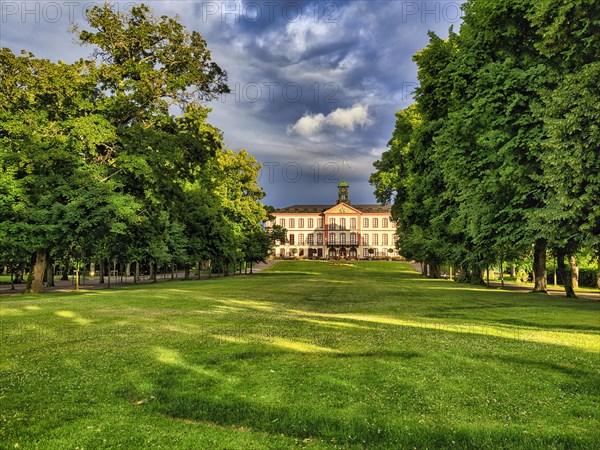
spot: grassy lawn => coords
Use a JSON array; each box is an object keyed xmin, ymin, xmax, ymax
[{"xmin": 1, "ymin": 261, "xmax": 599, "ymax": 449}]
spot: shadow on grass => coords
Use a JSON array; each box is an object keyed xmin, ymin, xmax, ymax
[
  {"xmin": 138, "ymin": 364, "xmax": 599, "ymax": 449},
  {"xmin": 331, "ymin": 350, "xmax": 421, "ymax": 359},
  {"xmin": 474, "ymin": 353, "xmax": 600, "ymax": 395},
  {"xmin": 254, "ymin": 271, "xmax": 322, "ymax": 278},
  {"xmin": 496, "ymin": 318, "xmax": 600, "ymax": 333},
  {"xmin": 279, "ymin": 308, "xmax": 600, "ymax": 353}
]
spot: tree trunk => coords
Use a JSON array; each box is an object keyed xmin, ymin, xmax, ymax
[
  {"xmin": 500, "ymin": 260, "xmax": 504, "ymax": 288},
  {"xmin": 171, "ymin": 264, "xmax": 175, "ymax": 280},
  {"xmin": 184, "ymin": 264, "xmax": 190, "ymax": 280},
  {"xmin": 597, "ymin": 246, "xmax": 600, "ymax": 289},
  {"xmin": 532, "ymin": 239, "xmax": 547, "ymax": 293},
  {"xmin": 553, "ymin": 257, "xmax": 558, "ymax": 286},
  {"xmin": 75, "ymin": 262, "xmax": 80, "ymax": 291},
  {"xmin": 89, "ymin": 262, "xmax": 95, "ymax": 277},
  {"xmin": 61, "ymin": 261, "xmax": 70, "ymax": 281},
  {"xmin": 250, "ymin": 261, "xmax": 253, "ymax": 274},
  {"xmin": 510, "ymin": 264, "xmax": 516, "ymax": 278},
  {"xmin": 556, "ymin": 249, "xmax": 576, "ymax": 298},
  {"xmin": 48, "ymin": 263, "xmax": 55, "ymax": 287},
  {"xmin": 470, "ymin": 266, "xmax": 484, "ymax": 285},
  {"xmin": 99, "ymin": 260, "xmax": 105, "ymax": 284},
  {"xmin": 197, "ymin": 261, "xmax": 201, "ymax": 280},
  {"xmin": 26, "ymin": 249, "xmax": 47, "ymax": 294},
  {"xmin": 429, "ymin": 263, "xmax": 440, "ymax": 279},
  {"xmin": 46, "ymin": 258, "xmax": 55, "ymax": 287},
  {"xmin": 107, "ymin": 262, "xmax": 111, "ymax": 289},
  {"xmin": 449, "ymin": 265, "xmax": 453, "ymax": 281},
  {"xmin": 134, "ymin": 261, "xmax": 140, "ymax": 284},
  {"xmin": 486, "ymin": 264, "xmax": 490, "ymax": 288},
  {"xmin": 569, "ymin": 255, "xmax": 579, "ymax": 289}
]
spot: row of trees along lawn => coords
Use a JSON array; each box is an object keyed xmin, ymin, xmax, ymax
[
  {"xmin": 370, "ymin": 0, "xmax": 600, "ymax": 297},
  {"xmin": 0, "ymin": 4, "xmax": 275, "ymax": 293}
]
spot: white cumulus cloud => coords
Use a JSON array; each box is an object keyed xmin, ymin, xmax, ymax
[
  {"xmin": 288, "ymin": 104, "xmax": 373, "ymax": 136},
  {"xmin": 289, "ymin": 113, "xmax": 327, "ymax": 136}
]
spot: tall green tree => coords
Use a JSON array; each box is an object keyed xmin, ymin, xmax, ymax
[
  {"xmin": 435, "ymin": 0, "xmax": 551, "ymax": 290},
  {"xmin": 529, "ymin": 0, "xmax": 600, "ymax": 296},
  {"xmin": 373, "ymin": 0, "xmax": 598, "ymax": 297},
  {"xmin": 0, "ymin": 50, "xmax": 107, "ymax": 293},
  {"xmin": 1, "ymin": 3, "xmax": 237, "ymax": 293}
]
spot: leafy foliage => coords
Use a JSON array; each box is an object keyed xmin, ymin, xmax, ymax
[
  {"xmin": 372, "ymin": 0, "xmax": 600, "ymax": 294},
  {"xmin": 0, "ymin": 4, "xmax": 267, "ymax": 292}
]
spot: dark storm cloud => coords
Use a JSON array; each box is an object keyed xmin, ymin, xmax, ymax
[
  {"xmin": 0, "ymin": 0, "xmax": 465, "ymax": 207},
  {"xmin": 194, "ymin": 1, "xmax": 464, "ymax": 206}
]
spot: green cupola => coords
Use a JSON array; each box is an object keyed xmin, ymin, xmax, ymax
[{"xmin": 337, "ymin": 179, "xmax": 350, "ymax": 204}]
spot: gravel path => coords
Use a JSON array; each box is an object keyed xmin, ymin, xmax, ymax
[{"xmin": 0, "ymin": 260, "xmax": 279, "ymax": 296}]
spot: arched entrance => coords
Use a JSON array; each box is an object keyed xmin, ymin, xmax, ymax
[
  {"xmin": 349, "ymin": 247, "xmax": 357, "ymax": 259},
  {"xmin": 339, "ymin": 247, "xmax": 347, "ymax": 259},
  {"xmin": 328, "ymin": 247, "xmax": 337, "ymax": 259}
]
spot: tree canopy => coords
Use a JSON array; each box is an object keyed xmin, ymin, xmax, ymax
[
  {"xmin": 371, "ymin": 0, "xmax": 600, "ymax": 296},
  {"xmin": 0, "ymin": 3, "xmax": 271, "ymax": 293}
]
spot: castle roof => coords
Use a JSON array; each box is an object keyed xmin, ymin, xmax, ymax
[{"xmin": 274, "ymin": 204, "xmax": 391, "ymax": 214}]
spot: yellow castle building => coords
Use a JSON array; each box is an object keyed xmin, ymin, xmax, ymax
[{"xmin": 267, "ymin": 181, "xmax": 399, "ymax": 259}]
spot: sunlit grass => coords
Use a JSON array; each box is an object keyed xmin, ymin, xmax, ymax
[{"xmin": 1, "ymin": 261, "xmax": 599, "ymax": 448}]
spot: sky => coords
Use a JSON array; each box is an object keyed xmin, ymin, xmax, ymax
[{"xmin": 0, "ymin": 0, "xmax": 464, "ymax": 207}]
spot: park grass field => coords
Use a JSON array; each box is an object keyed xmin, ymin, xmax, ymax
[{"xmin": 1, "ymin": 261, "xmax": 599, "ymax": 449}]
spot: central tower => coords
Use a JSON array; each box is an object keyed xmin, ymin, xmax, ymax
[{"xmin": 337, "ymin": 179, "xmax": 350, "ymax": 204}]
